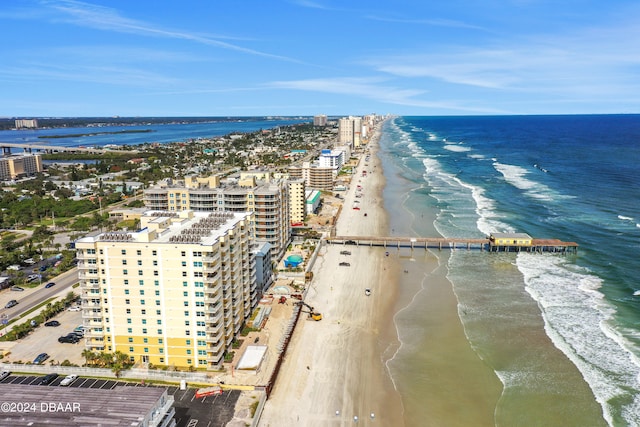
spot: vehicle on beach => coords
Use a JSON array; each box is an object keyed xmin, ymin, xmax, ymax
[
  {"xmin": 340, "ymin": 250, "xmax": 351, "ymax": 255},
  {"xmin": 365, "ymin": 288, "xmax": 371, "ymax": 296},
  {"xmin": 339, "ymin": 262, "xmax": 350, "ymax": 267}
]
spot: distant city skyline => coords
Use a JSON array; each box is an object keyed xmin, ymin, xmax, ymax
[{"xmin": 1, "ymin": 0, "xmax": 639, "ymax": 117}]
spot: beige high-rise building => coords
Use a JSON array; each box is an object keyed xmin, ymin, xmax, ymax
[
  {"xmin": 287, "ymin": 162, "xmax": 334, "ymax": 190},
  {"xmin": 313, "ymin": 115, "xmax": 327, "ymax": 126},
  {"xmin": 14, "ymin": 119, "xmax": 38, "ymax": 129},
  {"xmin": 288, "ymin": 179, "xmax": 306, "ymax": 224},
  {"xmin": 75, "ymin": 210, "xmax": 255, "ymax": 370},
  {"xmin": 0, "ymin": 154, "xmax": 43, "ymax": 180},
  {"xmin": 338, "ymin": 116, "xmax": 363, "ymax": 147},
  {"xmin": 144, "ymin": 175, "xmax": 290, "ymax": 260}
]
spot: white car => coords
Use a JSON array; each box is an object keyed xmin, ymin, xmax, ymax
[
  {"xmin": 60, "ymin": 374, "xmax": 78, "ymax": 386},
  {"xmin": 67, "ymin": 306, "xmax": 81, "ymax": 312},
  {"xmin": 0, "ymin": 371, "xmax": 10, "ymax": 381}
]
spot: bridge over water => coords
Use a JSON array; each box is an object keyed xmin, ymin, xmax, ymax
[{"xmin": 0, "ymin": 142, "xmax": 138, "ymax": 155}]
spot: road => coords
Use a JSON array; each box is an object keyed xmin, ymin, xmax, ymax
[{"xmin": 0, "ymin": 268, "xmax": 78, "ymax": 327}]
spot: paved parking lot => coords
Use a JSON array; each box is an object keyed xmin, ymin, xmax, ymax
[
  {"xmin": 2, "ymin": 309, "xmax": 84, "ymax": 365},
  {"xmin": 0, "ymin": 374, "xmax": 241, "ymax": 427}
]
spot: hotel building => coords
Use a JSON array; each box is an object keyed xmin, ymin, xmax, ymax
[
  {"xmin": 0, "ymin": 153, "xmax": 43, "ymax": 181},
  {"xmin": 75, "ymin": 210, "xmax": 255, "ymax": 370},
  {"xmin": 144, "ymin": 175, "xmax": 290, "ymax": 261}
]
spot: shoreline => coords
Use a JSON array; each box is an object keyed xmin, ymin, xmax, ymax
[
  {"xmin": 259, "ymin": 120, "xmax": 405, "ymax": 426},
  {"xmin": 378, "ymin": 120, "xmax": 503, "ymax": 427},
  {"xmin": 259, "ymin": 118, "xmax": 503, "ymax": 426}
]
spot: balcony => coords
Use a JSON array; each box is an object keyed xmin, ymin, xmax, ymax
[
  {"xmin": 205, "ymin": 304, "xmax": 222, "ymax": 314},
  {"xmin": 82, "ymin": 282, "xmax": 100, "ymax": 289},
  {"xmin": 82, "ymin": 310, "xmax": 102, "ymax": 319},
  {"xmin": 206, "ymin": 322, "xmax": 223, "ymax": 335},
  {"xmin": 207, "ymin": 340, "xmax": 224, "ymax": 355},
  {"xmin": 207, "ymin": 311, "xmax": 223, "ymax": 324},
  {"xmin": 203, "ymin": 254, "xmax": 221, "ymax": 263}
]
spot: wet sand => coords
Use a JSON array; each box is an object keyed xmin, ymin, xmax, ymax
[{"xmin": 259, "ymin": 121, "xmax": 503, "ymax": 426}]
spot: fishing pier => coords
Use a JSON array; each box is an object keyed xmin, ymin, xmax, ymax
[{"xmin": 326, "ymin": 232, "xmax": 578, "ymax": 254}]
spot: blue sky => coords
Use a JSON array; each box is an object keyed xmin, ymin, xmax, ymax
[{"xmin": 2, "ymin": 0, "xmax": 639, "ymax": 117}]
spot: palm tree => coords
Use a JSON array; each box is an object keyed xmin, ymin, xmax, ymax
[{"xmin": 81, "ymin": 349, "xmax": 95, "ymax": 367}]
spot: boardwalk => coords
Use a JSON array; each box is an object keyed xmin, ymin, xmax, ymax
[{"xmin": 326, "ymin": 235, "xmax": 579, "ymax": 253}]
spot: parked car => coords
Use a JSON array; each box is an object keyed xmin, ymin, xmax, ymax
[
  {"xmin": 339, "ymin": 262, "xmax": 351, "ymax": 267},
  {"xmin": 7, "ymin": 265, "xmax": 21, "ymax": 271},
  {"xmin": 67, "ymin": 306, "xmax": 81, "ymax": 312},
  {"xmin": 10, "ymin": 286, "xmax": 24, "ymax": 292},
  {"xmin": 23, "ymin": 258, "xmax": 35, "ymax": 265},
  {"xmin": 27, "ymin": 274, "xmax": 39, "ymax": 282},
  {"xmin": 44, "ymin": 320, "xmax": 60, "ymax": 327},
  {"xmin": 44, "ymin": 282, "xmax": 56, "ymax": 288},
  {"xmin": 0, "ymin": 371, "xmax": 10, "ymax": 381},
  {"xmin": 59, "ymin": 374, "xmax": 78, "ymax": 386},
  {"xmin": 39, "ymin": 373, "xmax": 58, "ymax": 385},
  {"xmin": 58, "ymin": 334, "xmax": 79, "ymax": 344},
  {"xmin": 33, "ymin": 353, "xmax": 49, "ymax": 364},
  {"xmin": 4, "ymin": 300, "xmax": 18, "ymax": 309},
  {"xmin": 39, "ymin": 265, "xmax": 48, "ymax": 272}
]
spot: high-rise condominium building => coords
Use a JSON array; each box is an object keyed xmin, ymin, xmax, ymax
[
  {"xmin": 287, "ymin": 162, "xmax": 334, "ymax": 190},
  {"xmin": 144, "ymin": 175, "xmax": 290, "ymax": 261},
  {"xmin": 288, "ymin": 179, "xmax": 306, "ymax": 224},
  {"xmin": 0, "ymin": 154, "xmax": 43, "ymax": 180},
  {"xmin": 313, "ymin": 115, "xmax": 327, "ymax": 126},
  {"xmin": 75, "ymin": 210, "xmax": 255, "ymax": 370},
  {"xmin": 338, "ymin": 116, "xmax": 363, "ymax": 146},
  {"xmin": 14, "ymin": 119, "xmax": 38, "ymax": 129}
]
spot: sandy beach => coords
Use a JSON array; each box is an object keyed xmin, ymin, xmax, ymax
[
  {"xmin": 259, "ymin": 121, "xmax": 502, "ymax": 426},
  {"xmin": 258, "ymin": 124, "xmax": 405, "ymax": 426}
]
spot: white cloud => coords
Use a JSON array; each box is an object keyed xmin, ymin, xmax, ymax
[{"xmin": 38, "ymin": 0, "xmax": 304, "ymax": 63}]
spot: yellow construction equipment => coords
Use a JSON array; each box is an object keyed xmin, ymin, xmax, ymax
[{"xmin": 299, "ymin": 302, "xmax": 322, "ymax": 321}]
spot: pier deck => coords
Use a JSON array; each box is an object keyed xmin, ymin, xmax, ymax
[{"xmin": 326, "ymin": 236, "xmax": 578, "ymax": 253}]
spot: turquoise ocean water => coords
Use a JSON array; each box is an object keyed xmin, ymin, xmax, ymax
[{"xmin": 378, "ymin": 115, "xmax": 640, "ymax": 426}]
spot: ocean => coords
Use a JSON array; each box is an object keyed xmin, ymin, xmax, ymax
[{"xmin": 379, "ymin": 115, "xmax": 640, "ymax": 427}]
